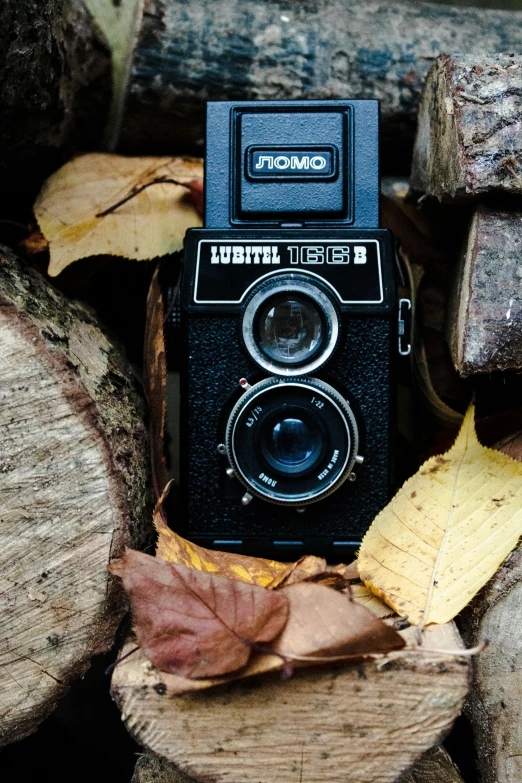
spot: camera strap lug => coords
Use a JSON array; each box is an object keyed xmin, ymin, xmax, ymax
[{"xmin": 398, "ymin": 298, "xmax": 412, "ymax": 356}]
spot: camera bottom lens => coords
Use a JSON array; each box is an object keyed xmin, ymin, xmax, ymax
[
  {"xmin": 225, "ymin": 377, "xmax": 359, "ymax": 506},
  {"xmin": 261, "ymin": 408, "xmax": 324, "ymax": 475}
]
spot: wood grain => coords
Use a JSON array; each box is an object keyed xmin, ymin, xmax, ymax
[
  {"xmin": 113, "ymin": 623, "xmax": 469, "ymax": 783},
  {"xmin": 0, "ymin": 248, "xmax": 152, "ymax": 745}
]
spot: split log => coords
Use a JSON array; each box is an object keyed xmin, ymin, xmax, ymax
[
  {"xmin": 460, "ymin": 548, "xmax": 522, "ymax": 783},
  {"xmin": 0, "ymin": 1, "xmax": 110, "ymax": 174},
  {"xmin": 410, "ymin": 54, "xmax": 522, "ymax": 200},
  {"xmin": 119, "ymin": 0, "xmax": 522, "ymax": 160},
  {"xmin": 447, "ymin": 206, "xmax": 522, "ymax": 377},
  {"xmin": 112, "ymin": 623, "xmax": 469, "ymax": 783},
  {"xmin": 0, "ymin": 247, "xmax": 152, "ymax": 746},
  {"xmin": 132, "ymin": 746, "xmax": 464, "ymax": 783}
]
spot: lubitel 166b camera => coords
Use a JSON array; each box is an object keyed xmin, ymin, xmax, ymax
[{"xmin": 178, "ymin": 100, "xmax": 410, "ymax": 559}]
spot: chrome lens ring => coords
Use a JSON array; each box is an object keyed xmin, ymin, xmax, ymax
[
  {"xmin": 242, "ymin": 275, "xmax": 339, "ymax": 376},
  {"xmin": 225, "ymin": 376, "xmax": 359, "ymax": 506}
]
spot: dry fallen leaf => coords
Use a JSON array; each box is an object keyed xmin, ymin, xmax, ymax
[
  {"xmin": 267, "ymin": 555, "xmax": 329, "ymax": 588},
  {"xmin": 349, "ymin": 584, "xmax": 395, "ymax": 619},
  {"xmin": 271, "ymin": 582, "xmax": 404, "ymax": 662},
  {"xmin": 358, "ymin": 405, "xmax": 522, "ymax": 626},
  {"xmin": 128, "ymin": 580, "xmax": 405, "ymax": 695},
  {"xmin": 144, "ymin": 267, "xmax": 169, "ymax": 497},
  {"xmin": 109, "ymin": 548, "xmax": 289, "ymax": 678},
  {"xmin": 34, "ymin": 154, "xmax": 203, "ymax": 276},
  {"xmin": 154, "ymin": 487, "xmax": 289, "ymax": 587}
]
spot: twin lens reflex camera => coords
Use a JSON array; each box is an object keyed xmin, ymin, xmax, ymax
[{"xmin": 178, "ymin": 100, "xmax": 410, "ymax": 560}]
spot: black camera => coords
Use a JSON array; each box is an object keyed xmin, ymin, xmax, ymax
[{"xmin": 178, "ymin": 100, "xmax": 409, "ymax": 559}]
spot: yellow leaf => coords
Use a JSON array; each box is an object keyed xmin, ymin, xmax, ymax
[
  {"xmin": 350, "ymin": 584, "xmax": 395, "ymax": 619},
  {"xmin": 154, "ymin": 486, "xmax": 288, "ymax": 588},
  {"xmin": 34, "ymin": 154, "xmax": 203, "ymax": 276},
  {"xmin": 358, "ymin": 405, "xmax": 522, "ymax": 626}
]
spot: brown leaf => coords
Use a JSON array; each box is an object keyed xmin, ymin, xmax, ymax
[
  {"xmin": 154, "ymin": 486, "xmax": 289, "ymax": 587},
  {"xmin": 272, "ymin": 582, "xmax": 404, "ymax": 662},
  {"xmin": 34, "ymin": 154, "xmax": 203, "ymax": 276},
  {"xmin": 267, "ymin": 555, "xmax": 328, "ymax": 588},
  {"xmin": 333, "ymin": 560, "xmax": 359, "ymax": 581},
  {"xmin": 19, "ymin": 228, "xmax": 49, "ymax": 256},
  {"xmin": 144, "ymin": 268, "xmax": 169, "ymax": 497},
  {"xmin": 135, "ymin": 581, "xmax": 405, "ymax": 695},
  {"xmin": 109, "ymin": 549, "xmax": 289, "ymax": 678}
]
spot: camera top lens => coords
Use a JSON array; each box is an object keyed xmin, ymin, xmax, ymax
[
  {"xmin": 257, "ymin": 293, "xmax": 323, "ymax": 365},
  {"xmin": 242, "ymin": 274, "xmax": 339, "ymax": 376}
]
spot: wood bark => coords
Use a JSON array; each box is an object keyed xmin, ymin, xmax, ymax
[
  {"xmin": 0, "ymin": 248, "xmax": 152, "ymax": 746},
  {"xmin": 119, "ymin": 0, "xmax": 522, "ymax": 160},
  {"xmin": 400, "ymin": 745, "xmax": 463, "ymax": 783},
  {"xmin": 132, "ymin": 746, "xmax": 464, "ymax": 783},
  {"xmin": 460, "ymin": 548, "xmax": 522, "ymax": 783},
  {"xmin": 0, "ymin": 1, "xmax": 110, "ymax": 172},
  {"xmin": 112, "ymin": 623, "xmax": 469, "ymax": 783},
  {"xmin": 447, "ymin": 206, "xmax": 522, "ymax": 377},
  {"xmin": 132, "ymin": 753, "xmax": 193, "ymax": 783},
  {"xmin": 410, "ymin": 54, "xmax": 522, "ymax": 200}
]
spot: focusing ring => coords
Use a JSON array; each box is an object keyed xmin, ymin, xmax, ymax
[{"xmin": 225, "ymin": 376, "xmax": 359, "ymax": 506}]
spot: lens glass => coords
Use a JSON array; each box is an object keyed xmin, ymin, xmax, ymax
[
  {"xmin": 257, "ymin": 294, "xmax": 323, "ymax": 365},
  {"xmin": 258, "ymin": 407, "xmax": 324, "ymax": 476},
  {"xmin": 270, "ymin": 417, "xmax": 315, "ymax": 466}
]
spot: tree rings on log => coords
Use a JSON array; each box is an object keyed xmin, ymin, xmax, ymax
[
  {"xmin": 0, "ymin": 248, "xmax": 152, "ymax": 746},
  {"xmin": 411, "ymin": 54, "xmax": 522, "ymax": 200},
  {"xmin": 447, "ymin": 207, "xmax": 522, "ymax": 376},
  {"xmin": 112, "ymin": 623, "xmax": 469, "ymax": 783}
]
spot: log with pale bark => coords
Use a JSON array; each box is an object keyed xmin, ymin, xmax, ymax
[
  {"xmin": 119, "ymin": 0, "xmax": 522, "ymax": 158},
  {"xmin": 0, "ymin": 1, "xmax": 110, "ymax": 172},
  {"xmin": 410, "ymin": 54, "xmax": 522, "ymax": 200},
  {"xmin": 112, "ymin": 623, "xmax": 469, "ymax": 783},
  {"xmin": 0, "ymin": 248, "xmax": 152, "ymax": 746},
  {"xmin": 447, "ymin": 206, "xmax": 522, "ymax": 377},
  {"xmin": 460, "ymin": 548, "xmax": 522, "ymax": 783}
]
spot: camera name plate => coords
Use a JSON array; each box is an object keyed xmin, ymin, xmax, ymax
[{"xmin": 193, "ymin": 239, "xmax": 383, "ymax": 305}]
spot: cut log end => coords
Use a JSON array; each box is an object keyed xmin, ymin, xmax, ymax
[
  {"xmin": 410, "ymin": 53, "xmax": 522, "ymax": 200},
  {"xmin": 0, "ymin": 248, "xmax": 152, "ymax": 746},
  {"xmin": 112, "ymin": 623, "xmax": 469, "ymax": 783}
]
